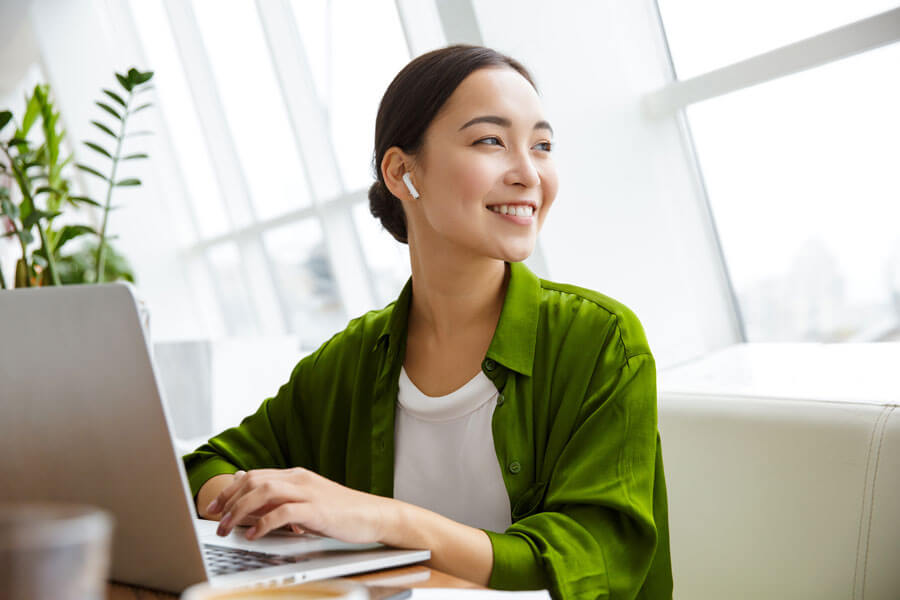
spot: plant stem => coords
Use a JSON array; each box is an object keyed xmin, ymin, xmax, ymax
[
  {"xmin": 37, "ymin": 223, "xmax": 60, "ymax": 285},
  {"xmin": 0, "ymin": 260, "xmax": 6, "ymax": 289},
  {"xmin": 95, "ymin": 95, "xmax": 128, "ymax": 283},
  {"xmin": 2, "ymin": 144, "xmax": 33, "ymax": 286}
]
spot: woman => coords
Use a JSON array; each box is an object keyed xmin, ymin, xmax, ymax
[{"xmin": 183, "ymin": 44, "xmax": 673, "ymax": 599}]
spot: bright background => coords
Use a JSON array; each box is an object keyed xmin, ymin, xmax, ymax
[{"xmin": 2, "ymin": 1, "xmax": 898, "ymax": 433}]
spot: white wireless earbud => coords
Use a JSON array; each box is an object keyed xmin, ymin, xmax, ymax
[{"xmin": 402, "ymin": 172, "xmax": 420, "ymax": 199}]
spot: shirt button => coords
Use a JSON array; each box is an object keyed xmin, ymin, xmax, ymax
[
  {"xmin": 484, "ymin": 358, "xmax": 497, "ymax": 371},
  {"xmin": 497, "ymin": 394, "xmax": 505, "ymax": 406},
  {"xmin": 508, "ymin": 461, "xmax": 521, "ymax": 474}
]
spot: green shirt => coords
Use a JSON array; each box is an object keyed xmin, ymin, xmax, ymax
[{"xmin": 183, "ymin": 260, "xmax": 673, "ymax": 599}]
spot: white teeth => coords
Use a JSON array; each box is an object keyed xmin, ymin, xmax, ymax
[{"xmin": 488, "ymin": 204, "xmax": 534, "ymax": 217}]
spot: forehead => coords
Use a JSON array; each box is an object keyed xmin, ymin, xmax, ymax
[{"xmin": 433, "ymin": 67, "xmax": 545, "ymax": 129}]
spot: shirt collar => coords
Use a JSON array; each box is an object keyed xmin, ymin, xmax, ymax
[{"xmin": 373, "ymin": 260, "xmax": 541, "ymax": 377}]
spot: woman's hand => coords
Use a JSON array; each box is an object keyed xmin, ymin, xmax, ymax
[{"xmin": 205, "ymin": 468, "xmax": 394, "ymax": 543}]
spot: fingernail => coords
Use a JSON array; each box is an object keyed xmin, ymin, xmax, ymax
[
  {"xmin": 246, "ymin": 526, "xmax": 257, "ymax": 539},
  {"xmin": 206, "ymin": 499, "xmax": 220, "ymax": 513},
  {"xmin": 217, "ymin": 513, "xmax": 231, "ymax": 535}
]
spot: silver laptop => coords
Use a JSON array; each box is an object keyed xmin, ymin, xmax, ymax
[{"xmin": 0, "ymin": 282, "xmax": 429, "ymax": 593}]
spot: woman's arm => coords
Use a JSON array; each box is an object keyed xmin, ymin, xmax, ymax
[
  {"xmin": 205, "ymin": 467, "xmax": 495, "ymax": 586},
  {"xmin": 380, "ymin": 498, "xmax": 494, "ymax": 587}
]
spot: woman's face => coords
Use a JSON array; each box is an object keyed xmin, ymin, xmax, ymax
[{"xmin": 407, "ymin": 66, "xmax": 558, "ymax": 263}]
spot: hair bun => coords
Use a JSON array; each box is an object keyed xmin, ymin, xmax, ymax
[{"xmin": 368, "ymin": 180, "xmax": 408, "ymax": 244}]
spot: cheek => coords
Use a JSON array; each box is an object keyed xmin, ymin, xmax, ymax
[
  {"xmin": 439, "ymin": 151, "xmax": 497, "ymax": 203},
  {"xmin": 539, "ymin": 165, "xmax": 559, "ymax": 221}
]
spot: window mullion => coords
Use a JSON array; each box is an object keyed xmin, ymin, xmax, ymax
[
  {"xmin": 161, "ymin": 0, "xmax": 287, "ymax": 335},
  {"xmin": 643, "ymin": 7, "xmax": 900, "ymax": 117}
]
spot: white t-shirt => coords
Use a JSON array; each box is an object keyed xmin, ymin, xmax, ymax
[{"xmin": 393, "ymin": 365, "xmax": 512, "ymax": 533}]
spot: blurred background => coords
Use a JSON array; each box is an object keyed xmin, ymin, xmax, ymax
[{"xmin": 2, "ymin": 0, "xmax": 899, "ymax": 439}]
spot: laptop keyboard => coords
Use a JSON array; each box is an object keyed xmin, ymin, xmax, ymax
[{"xmin": 203, "ymin": 543, "xmax": 311, "ymax": 576}]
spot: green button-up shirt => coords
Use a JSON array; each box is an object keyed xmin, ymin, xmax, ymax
[{"xmin": 183, "ymin": 260, "xmax": 673, "ymax": 599}]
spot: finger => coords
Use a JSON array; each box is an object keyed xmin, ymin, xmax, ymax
[
  {"xmin": 206, "ymin": 470, "xmax": 247, "ymax": 515},
  {"xmin": 218, "ymin": 482, "xmax": 294, "ymax": 536},
  {"xmin": 237, "ymin": 513, "xmax": 297, "ymax": 529},
  {"xmin": 218, "ymin": 470, "xmax": 261, "ymax": 521},
  {"xmin": 218, "ymin": 469, "xmax": 287, "ymax": 519},
  {"xmin": 246, "ymin": 502, "xmax": 314, "ymax": 541}
]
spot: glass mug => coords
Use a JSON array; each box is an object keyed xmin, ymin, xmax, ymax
[{"xmin": 0, "ymin": 502, "xmax": 114, "ymax": 600}]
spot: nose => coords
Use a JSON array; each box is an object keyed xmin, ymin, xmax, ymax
[{"xmin": 504, "ymin": 146, "xmax": 541, "ymax": 188}]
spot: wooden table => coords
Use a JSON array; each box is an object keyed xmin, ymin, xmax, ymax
[{"xmin": 108, "ymin": 565, "xmax": 485, "ymax": 598}]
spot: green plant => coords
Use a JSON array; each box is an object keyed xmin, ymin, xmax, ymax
[
  {"xmin": 0, "ymin": 67, "xmax": 153, "ymax": 288},
  {"xmin": 55, "ymin": 238, "xmax": 135, "ymax": 285},
  {"xmin": 76, "ymin": 67, "xmax": 154, "ymax": 283},
  {"xmin": 0, "ymin": 86, "xmax": 98, "ymax": 287}
]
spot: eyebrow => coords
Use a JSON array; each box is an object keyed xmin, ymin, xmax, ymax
[{"xmin": 458, "ymin": 115, "xmax": 554, "ymax": 136}]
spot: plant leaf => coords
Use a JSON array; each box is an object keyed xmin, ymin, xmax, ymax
[
  {"xmin": 91, "ymin": 120, "xmax": 117, "ymax": 139},
  {"xmin": 0, "ymin": 110, "xmax": 11, "ymax": 131},
  {"xmin": 69, "ymin": 195, "xmax": 102, "ymax": 208},
  {"xmin": 56, "ymin": 224, "xmax": 99, "ymax": 251},
  {"xmin": 130, "ymin": 102, "xmax": 153, "ymax": 115},
  {"xmin": 135, "ymin": 70, "xmax": 154, "ymax": 84},
  {"xmin": 121, "ymin": 153, "xmax": 149, "ymax": 161},
  {"xmin": 102, "ymin": 89, "xmax": 127, "ymax": 108},
  {"xmin": 33, "ymin": 185, "xmax": 64, "ymax": 196},
  {"xmin": 1, "ymin": 197, "xmax": 18, "ymax": 219},
  {"xmin": 76, "ymin": 164, "xmax": 108, "ymax": 181},
  {"xmin": 22, "ymin": 209, "xmax": 62, "ymax": 229},
  {"xmin": 95, "ymin": 101, "xmax": 122, "ymax": 121},
  {"xmin": 115, "ymin": 178, "xmax": 141, "ymax": 187},
  {"xmin": 84, "ymin": 141, "xmax": 113, "ymax": 159},
  {"xmin": 124, "ymin": 130, "xmax": 154, "ymax": 137},
  {"xmin": 116, "ymin": 72, "xmax": 131, "ymax": 92}
]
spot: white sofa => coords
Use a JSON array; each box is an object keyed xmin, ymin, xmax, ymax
[{"xmin": 658, "ymin": 343, "xmax": 900, "ymax": 599}]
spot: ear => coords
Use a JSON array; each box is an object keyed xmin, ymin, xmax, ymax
[{"xmin": 382, "ymin": 147, "xmax": 418, "ymax": 201}]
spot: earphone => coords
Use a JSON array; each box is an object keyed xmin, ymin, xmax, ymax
[{"xmin": 402, "ymin": 172, "xmax": 420, "ymax": 199}]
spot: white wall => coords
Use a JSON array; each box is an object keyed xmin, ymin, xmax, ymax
[{"xmin": 471, "ymin": 0, "xmax": 743, "ymax": 368}]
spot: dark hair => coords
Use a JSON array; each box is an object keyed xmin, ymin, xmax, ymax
[{"xmin": 368, "ymin": 44, "xmax": 538, "ymax": 244}]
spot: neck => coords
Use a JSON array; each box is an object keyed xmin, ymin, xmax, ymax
[{"xmin": 405, "ymin": 240, "xmax": 509, "ymax": 346}]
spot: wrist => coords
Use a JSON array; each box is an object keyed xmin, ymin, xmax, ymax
[{"xmin": 376, "ymin": 497, "xmax": 428, "ymax": 550}]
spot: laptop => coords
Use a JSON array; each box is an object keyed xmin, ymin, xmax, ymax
[{"xmin": 0, "ymin": 282, "xmax": 429, "ymax": 593}]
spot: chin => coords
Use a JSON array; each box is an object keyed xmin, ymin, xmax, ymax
[{"xmin": 497, "ymin": 246, "xmax": 533, "ymax": 264}]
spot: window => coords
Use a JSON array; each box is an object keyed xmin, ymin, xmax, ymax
[
  {"xmin": 657, "ymin": 0, "xmax": 900, "ymax": 78},
  {"xmin": 128, "ymin": 0, "xmax": 414, "ymax": 347},
  {"xmin": 654, "ymin": 4, "xmax": 900, "ymax": 342}
]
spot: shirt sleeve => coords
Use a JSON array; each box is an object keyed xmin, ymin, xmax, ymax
[
  {"xmin": 181, "ymin": 357, "xmax": 314, "ymax": 508},
  {"xmin": 482, "ymin": 352, "xmax": 669, "ymax": 599}
]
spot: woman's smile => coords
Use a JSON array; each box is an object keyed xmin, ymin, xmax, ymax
[{"xmin": 486, "ymin": 203, "xmax": 536, "ymax": 225}]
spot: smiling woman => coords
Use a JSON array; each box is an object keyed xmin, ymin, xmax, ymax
[{"xmin": 183, "ymin": 44, "xmax": 673, "ymax": 600}]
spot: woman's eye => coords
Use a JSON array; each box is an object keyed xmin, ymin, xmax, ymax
[
  {"xmin": 476, "ymin": 136, "xmax": 502, "ymax": 146},
  {"xmin": 534, "ymin": 141, "xmax": 553, "ymax": 152}
]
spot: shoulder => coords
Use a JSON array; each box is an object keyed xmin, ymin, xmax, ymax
[
  {"xmin": 536, "ymin": 276, "xmax": 652, "ymax": 361},
  {"xmin": 298, "ymin": 300, "xmax": 396, "ymax": 374}
]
